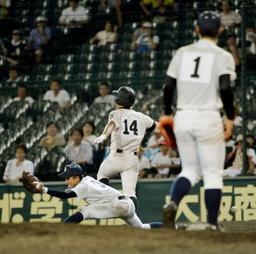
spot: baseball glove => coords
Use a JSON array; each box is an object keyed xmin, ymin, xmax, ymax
[
  {"xmin": 20, "ymin": 171, "xmax": 44, "ymax": 193},
  {"xmin": 159, "ymin": 115, "xmax": 177, "ymax": 149}
]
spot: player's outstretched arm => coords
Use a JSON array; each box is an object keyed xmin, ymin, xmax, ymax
[
  {"xmin": 95, "ymin": 121, "xmax": 115, "ymax": 144},
  {"xmin": 43, "ymin": 188, "xmax": 77, "ymax": 199},
  {"xmin": 20, "ymin": 171, "xmax": 77, "ymax": 199}
]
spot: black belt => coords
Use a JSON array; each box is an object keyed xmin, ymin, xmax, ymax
[
  {"xmin": 116, "ymin": 149, "xmax": 137, "ymax": 155},
  {"xmin": 118, "ymin": 195, "xmax": 126, "ymax": 200}
]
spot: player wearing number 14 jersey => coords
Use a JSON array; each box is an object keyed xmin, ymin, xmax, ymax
[{"xmin": 95, "ymin": 86, "xmax": 156, "ymax": 207}]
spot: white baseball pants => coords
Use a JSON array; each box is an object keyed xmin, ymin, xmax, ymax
[
  {"xmin": 79, "ymin": 196, "xmax": 150, "ymax": 229},
  {"xmin": 97, "ymin": 151, "xmax": 139, "ymax": 197},
  {"xmin": 174, "ymin": 110, "xmax": 225, "ymax": 189}
]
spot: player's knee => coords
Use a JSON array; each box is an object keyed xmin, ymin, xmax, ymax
[
  {"xmin": 203, "ymin": 171, "xmax": 223, "ymax": 189},
  {"xmin": 63, "ymin": 212, "xmax": 83, "ymax": 223},
  {"xmin": 179, "ymin": 171, "xmax": 200, "ymax": 186},
  {"xmin": 78, "ymin": 207, "xmax": 89, "ymax": 220}
]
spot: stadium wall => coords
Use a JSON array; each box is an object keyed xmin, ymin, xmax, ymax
[{"xmin": 0, "ymin": 178, "xmax": 255, "ymax": 224}]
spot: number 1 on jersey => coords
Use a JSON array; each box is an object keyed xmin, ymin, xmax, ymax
[
  {"xmin": 191, "ymin": 57, "xmax": 201, "ymax": 78},
  {"xmin": 123, "ymin": 119, "xmax": 138, "ymax": 135}
]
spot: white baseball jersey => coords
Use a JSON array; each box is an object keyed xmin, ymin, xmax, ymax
[
  {"xmin": 72, "ymin": 177, "xmax": 150, "ymax": 228},
  {"xmin": 108, "ymin": 109, "xmax": 155, "ymax": 152},
  {"xmin": 43, "ymin": 89, "xmax": 70, "ymax": 108},
  {"xmin": 71, "ymin": 176, "xmax": 121, "ymax": 204},
  {"xmin": 168, "ymin": 38, "xmax": 237, "ymax": 189},
  {"xmin": 167, "ymin": 39, "xmax": 236, "ymax": 111}
]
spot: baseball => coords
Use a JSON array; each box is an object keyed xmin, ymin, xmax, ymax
[{"xmin": 230, "ymin": 206, "xmax": 238, "ymax": 213}]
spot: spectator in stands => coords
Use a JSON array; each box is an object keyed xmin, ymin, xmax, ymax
[
  {"xmin": 224, "ymin": 135, "xmax": 256, "ymax": 177},
  {"xmin": 64, "ymin": 128, "xmax": 93, "ymax": 169},
  {"xmin": 144, "ymin": 126, "xmax": 163, "ymax": 162},
  {"xmin": 93, "ymin": 81, "xmax": 115, "ymax": 105},
  {"xmin": 43, "ymin": 79, "xmax": 71, "ymax": 111},
  {"xmin": 6, "ymin": 67, "xmax": 22, "ymax": 84},
  {"xmin": 131, "ymin": 21, "xmax": 159, "ymax": 54},
  {"xmin": 220, "ymin": 1, "xmax": 241, "ymax": 31},
  {"xmin": 13, "ymin": 84, "xmax": 34, "ymax": 106},
  {"xmin": 39, "ymin": 122, "xmax": 66, "ymax": 151},
  {"xmin": 246, "ymin": 26, "xmax": 256, "ymax": 71},
  {"xmin": 139, "ymin": 0, "xmax": 174, "ymax": 17},
  {"xmin": 247, "ymin": 134, "xmax": 256, "ymax": 149},
  {"xmin": 246, "ymin": 27, "xmax": 256, "ymax": 54},
  {"xmin": 151, "ymin": 141, "xmax": 173, "ymax": 178},
  {"xmin": 5, "ymin": 30, "xmax": 28, "ymax": 66},
  {"xmin": 59, "ymin": 0, "xmax": 88, "ymax": 27},
  {"xmin": 247, "ymin": 151, "xmax": 256, "ymax": 175},
  {"xmin": 29, "ymin": 16, "xmax": 51, "ymax": 64},
  {"xmin": 59, "ymin": 0, "xmax": 89, "ymax": 44},
  {"xmin": 0, "ymin": 38, "xmax": 19, "ymax": 67},
  {"xmin": 82, "ymin": 121, "xmax": 97, "ymax": 150},
  {"xmin": 147, "ymin": 126, "xmax": 162, "ymax": 148},
  {"xmin": 138, "ymin": 147, "xmax": 151, "ymax": 179},
  {"xmin": 90, "ymin": 21, "xmax": 118, "ymax": 46},
  {"xmin": 226, "ymin": 33, "xmax": 240, "ymax": 69},
  {"xmin": 246, "ymin": 134, "xmax": 256, "ymax": 175},
  {"xmin": 3, "ymin": 144, "xmax": 34, "ymax": 185}
]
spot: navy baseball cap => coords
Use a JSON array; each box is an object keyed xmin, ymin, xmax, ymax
[
  {"xmin": 58, "ymin": 163, "xmax": 84, "ymax": 179},
  {"xmin": 197, "ymin": 11, "xmax": 221, "ymax": 33}
]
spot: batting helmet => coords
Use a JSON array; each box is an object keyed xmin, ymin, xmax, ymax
[
  {"xmin": 58, "ymin": 163, "xmax": 84, "ymax": 179},
  {"xmin": 197, "ymin": 11, "xmax": 221, "ymax": 34},
  {"xmin": 112, "ymin": 86, "xmax": 136, "ymax": 108}
]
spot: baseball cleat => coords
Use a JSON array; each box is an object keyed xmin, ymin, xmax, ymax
[
  {"xmin": 185, "ymin": 223, "xmax": 224, "ymax": 232},
  {"xmin": 175, "ymin": 223, "xmax": 188, "ymax": 231},
  {"xmin": 162, "ymin": 201, "xmax": 177, "ymax": 228}
]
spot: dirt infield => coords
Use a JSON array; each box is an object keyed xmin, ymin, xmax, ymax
[{"xmin": 0, "ymin": 222, "xmax": 256, "ymax": 254}]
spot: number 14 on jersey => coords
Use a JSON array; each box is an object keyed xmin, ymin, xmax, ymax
[{"xmin": 123, "ymin": 119, "xmax": 138, "ymax": 135}]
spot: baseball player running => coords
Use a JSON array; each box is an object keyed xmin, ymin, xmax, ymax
[
  {"xmin": 162, "ymin": 11, "xmax": 236, "ymax": 230},
  {"xmin": 95, "ymin": 86, "xmax": 156, "ymax": 208},
  {"xmin": 21, "ymin": 163, "xmax": 161, "ymax": 228}
]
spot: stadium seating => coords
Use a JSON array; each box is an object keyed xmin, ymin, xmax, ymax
[{"xmin": 0, "ymin": 0, "xmax": 255, "ymax": 180}]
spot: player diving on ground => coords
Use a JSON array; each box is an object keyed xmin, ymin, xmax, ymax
[{"xmin": 20, "ymin": 163, "xmax": 162, "ymax": 228}]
